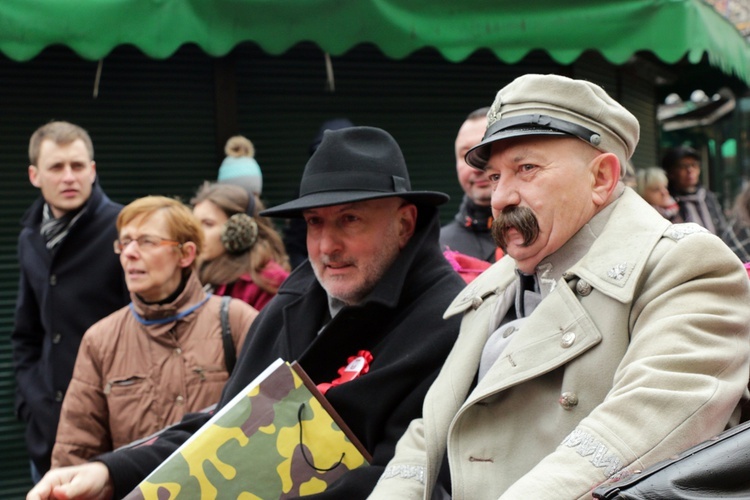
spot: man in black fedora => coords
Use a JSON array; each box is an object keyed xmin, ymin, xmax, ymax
[{"xmin": 30, "ymin": 126, "xmax": 465, "ymax": 500}]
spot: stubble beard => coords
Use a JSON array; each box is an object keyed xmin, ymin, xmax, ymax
[{"xmin": 314, "ymin": 235, "xmax": 401, "ymax": 306}]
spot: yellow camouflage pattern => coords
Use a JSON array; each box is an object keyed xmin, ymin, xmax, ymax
[{"xmin": 124, "ymin": 360, "xmax": 369, "ymax": 499}]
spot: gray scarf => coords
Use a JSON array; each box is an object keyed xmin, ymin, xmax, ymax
[
  {"xmin": 40, "ymin": 203, "xmax": 87, "ymax": 250},
  {"xmin": 676, "ymin": 188, "xmax": 715, "ymax": 234}
]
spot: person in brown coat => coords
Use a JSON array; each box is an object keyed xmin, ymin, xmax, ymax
[{"xmin": 51, "ymin": 196, "xmax": 257, "ymax": 467}]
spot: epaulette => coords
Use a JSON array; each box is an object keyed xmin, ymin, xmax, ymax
[{"xmin": 663, "ymin": 222, "xmax": 709, "ymax": 242}]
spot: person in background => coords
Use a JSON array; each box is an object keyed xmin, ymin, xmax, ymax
[
  {"xmin": 635, "ymin": 166, "xmax": 683, "ymax": 223},
  {"xmin": 11, "ymin": 121, "xmax": 129, "ymax": 481},
  {"xmin": 191, "ymin": 182, "xmax": 290, "ymax": 310},
  {"xmin": 28, "ymin": 126, "xmax": 465, "ymax": 500},
  {"xmin": 283, "ymin": 118, "xmax": 355, "ymax": 269},
  {"xmin": 721, "ymin": 183, "xmax": 750, "ymax": 262},
  {"xmin": 369, "ymin": 74, "xmax": 750, "ymax": 500},
  {"xmin": 217, "ymin": 135, "xmax": 263, "ymax": 197},
  {"xmin": 440, "ymin": 107, "xmax": 500, "ymax": 263},
  {"xmin": 51, "ymin": 195, "xmax": 257, "ymax": 468},
  {"xmin": 662, "ymin": 145, "xmax": 727, "ymax": 235}
]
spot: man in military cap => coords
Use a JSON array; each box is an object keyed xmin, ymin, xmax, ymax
[{"xmin": 369, "ymin": 74, "xmax": 750, "ymax": 499}]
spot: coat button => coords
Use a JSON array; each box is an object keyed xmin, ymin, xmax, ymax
[
  {"xmin": 575, "ymin": 280, "xmax": 592, "ymax": 296},
  {"xmin": 52, "ymin": 333, "xmax": 62, "ymax": 344},
  {"xmin": 49, "ymin": 274, "xmax": 57, "ymax": 286},
  {"xmin": 502, "ymin": 326, "xmax": 517, "ymax": 338},
  {"xmin": 560, "ymin": 331, "xmax": 576, "ymax": 348},
  {"xmin": 55, "ymin": 390, "xmax": 64, "ymax": 402},
  {"xmin": 471, "ymin": 296, "xmax": 483, "ymax": 309},
  {"xmin": 174, "ymin": 347, "xmax": 182, "ymax": 355},
  {"xmin": 176, "ymin": 395, "xmax": 185, "ymax": 405},
  {"xmin": 559, "ymin": 392, "xmax": 579, "ymax": 410}
]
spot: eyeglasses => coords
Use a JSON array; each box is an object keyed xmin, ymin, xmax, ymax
[{"xmin": 113, "ymin": 235, "xmax": 182, "ymax": 254}]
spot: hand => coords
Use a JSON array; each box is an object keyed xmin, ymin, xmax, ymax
[{"xmin": 27, "ymin": 462, "xmax": 114, "ymax": 500}]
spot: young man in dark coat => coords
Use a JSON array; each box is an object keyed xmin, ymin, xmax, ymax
[
  {"xmin": 12, "ymin": 121, "xmax": 129, "ymax": 480},
  {"xmin": 29, "ymin": 126, "xmax": 465, "ymax": 500}
]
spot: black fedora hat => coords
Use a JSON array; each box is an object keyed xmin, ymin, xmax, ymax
[{"xmin": 261, "ymin": 126, "xmax": 449, "ymax": 218}]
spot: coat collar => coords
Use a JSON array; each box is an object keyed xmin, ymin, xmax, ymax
[
  {"xmin": 446, "ymin": 188, "xmax": 678, "ymax": 317},
  {"xmin": 453, "ymin": 194, "xmax": 493, "ymax": 232},
  {"xmin": 20, "ymin": 180, "xmax": 109, "ymax": 231},
  {"xmin": 129, "ymin": 270, "xmax": 208, "ymax": 336},
  {"xmin": 564, "ymin": 188, "xmax": 671, "ymax": 303}
]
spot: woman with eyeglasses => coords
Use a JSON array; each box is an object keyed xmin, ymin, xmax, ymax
[
  {"xmin": 191, "ymin": 182, "xmax": 290, "ymax": 311},
  {"xmin": 49, "ymin": 196, "xmax": 259, "ymax": 468}
]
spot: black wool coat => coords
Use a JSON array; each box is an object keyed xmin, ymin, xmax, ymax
[
  {"xmin": 12, "ymin": 183, "xmax": 129, "ymax": 473},
  {"xmin": 99, "ymin": 205, "xmax": 466, "ymax": 499}
]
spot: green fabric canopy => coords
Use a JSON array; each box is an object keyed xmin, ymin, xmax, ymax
[{"xmin": 1, "ymin": 0, "xmax": 749, "ymax": 84}]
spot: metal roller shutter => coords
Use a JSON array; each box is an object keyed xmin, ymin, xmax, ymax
[
  {"xmin": 0, "ymin": 44, "xmax": 218, "ymax": 495},
  {"xmin": 232, "ymin": 42, "xmax": 564, "ymax": 224}
]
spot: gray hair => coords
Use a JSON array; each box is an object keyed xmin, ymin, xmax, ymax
[{"xmin": 635, "ymin": 167, "xmax": 669, "ymax": 198}]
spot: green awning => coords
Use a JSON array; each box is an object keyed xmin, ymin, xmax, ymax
[{"xmin": 1, "ymin": 0, "xmax": 749, "ymax": 84}]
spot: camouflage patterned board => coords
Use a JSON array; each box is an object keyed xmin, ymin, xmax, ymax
[{"xmin": 124, "ymin": 359, "xmax": 370, "ymax": 499}]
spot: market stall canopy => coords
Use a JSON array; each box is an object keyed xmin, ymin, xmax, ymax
[{"xmin": 1, "ymin": 0, "xmax": 749, "ymax": 85}]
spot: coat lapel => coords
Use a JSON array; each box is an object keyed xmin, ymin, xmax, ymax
[{"xmin": 465, "ymin": 281, "xmax": 603, "ymax": 407}]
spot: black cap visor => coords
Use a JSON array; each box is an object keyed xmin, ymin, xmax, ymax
[{"xmin": 465, "ymin": 114, "xmax": 602, "ymax": 170}]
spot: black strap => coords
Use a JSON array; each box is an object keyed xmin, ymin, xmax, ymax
[{"xmin": 219, "ymin": 296, "xmax": 236, "ymax": 374}]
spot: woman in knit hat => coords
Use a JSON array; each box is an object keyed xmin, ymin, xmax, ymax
[{"xmin": 192, "ymin": 182, "xmax": 290, "ymax": 311}]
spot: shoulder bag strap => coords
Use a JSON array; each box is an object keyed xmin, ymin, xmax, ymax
[{"xmin": 219, "ymin": 295, "xmax": 236, "ymax": 374}]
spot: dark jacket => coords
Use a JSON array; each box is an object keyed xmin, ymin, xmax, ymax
[
  {"xmin": 440, "ymin": 196, "xmax": 497, "ymax": 262},
  {"xmin": 98, "ymin": 205, "xmax": 465, "ymax": 499},
  {"xmin": 11, "ymin": 183, "xmax": 129, "ymax": 474}
]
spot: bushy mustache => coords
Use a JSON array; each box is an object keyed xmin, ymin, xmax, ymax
[{"xmin": 491, "ymin": 206, "xmax": 540, "ymax": 250}]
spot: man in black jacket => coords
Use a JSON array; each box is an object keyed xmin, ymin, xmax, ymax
[
  {"xmin": 29, "ymin": 126, "xmax": 465, "ymax": 500},
  {"xmin": 12, "ymin": 121, "xmax": 129, "ymax": 481},
  {"xmin": 440, "ymin": 107, "xmax": 499, "ymax": 263}
]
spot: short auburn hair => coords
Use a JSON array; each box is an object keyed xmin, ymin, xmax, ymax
[{"xmin": 117, "ymin": 196, "xmax": 204, "ymax": 268}]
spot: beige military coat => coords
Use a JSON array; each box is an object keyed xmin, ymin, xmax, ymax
[{"xmin": 369, "ymin": 189, "xmax": 750, "ymax": 500}]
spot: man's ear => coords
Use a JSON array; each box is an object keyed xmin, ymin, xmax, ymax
[
  {"xmin": 397, "ymin": 203, "xmax": 418, "ymax": 249},
  {"xmin": 591, "ymin": 153, "xmax": 620, "ymax": 206},
  {"xmin": 178, "ymin": 241, "xmax": 198, "ymax": 268},
  {"xmin": 28, "ymin": 165, "xmax": 40, "ymax": 188}
]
